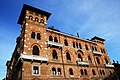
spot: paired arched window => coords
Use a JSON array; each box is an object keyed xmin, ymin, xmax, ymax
[
  {"xmin": 96, "ymin": 57, "xmax": 100, "ymax": 64},
  {"xmin": 32, "ymin": 45, "xmax": 39, "ymax": 55},
  {"xmin": 85, "ymin": 45, "xmax": 89, "ymax": 50},
  {"xmin": 52, "ymin": 50, "xmax": 58, "ymax": 60},
  {"xmin": 99, "ymin": 70, "xmax": 105, "ymax": 75},
  {"xmin": 80, "ymin": 69, "xmax": 87, "ymax": 75},
  {"xmin": 95, "ymin": 47, "xmax": 97, "ymax": 51},
  {"xmin": 35, "ymin": 17, "xmax": 39, "ymax": 22},
  {"xmin": 64, "ymin": 39, "xmax": 68, "ymax": 46},
  {"xmin": 29, "ymin": 15, "xmax": 33, "ymax": 20},
  {"xmin": 31, "ymin": 32, "xmax": 35, "ymax": 39},
  {"xmin": 92, "ymin": 69, "xmax": 96, "ymax": 75},
  {"xmin": 100, "ymin": 70, "xmax": 102, "ymax": 75},
  {"xmin": 78, "ymin": 54, "xmax": 82, "ymax": 61},
  {"xmin": 69, "ymin": 68, "xmax": 74, "ymax": 75},
  {"xmin": 54, "ymin": 37, "xmax": 58, "ymax": 43},
  {"xmin": 102, "ymin": 70, "xmax": 105, "ymax": 75},
  {"xmin": 66, "ymin": 52, "xmax": 71, "ymax": 61},
  {"xmin": 52, "ymin": 67, "xmax": 62, "ymax": 75},
  {"xmin": 31, "ymin": 32, "xmax": 41, "ymax": 40}
]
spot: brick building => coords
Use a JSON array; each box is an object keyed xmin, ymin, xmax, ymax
[{"xmin": 6, "ymin": 4, "xmax": 115, "ymax": 80}]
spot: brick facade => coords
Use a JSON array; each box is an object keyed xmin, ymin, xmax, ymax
[{"xmin": 6, "ymin": 4, "xmax": 115, "ymax": 80}]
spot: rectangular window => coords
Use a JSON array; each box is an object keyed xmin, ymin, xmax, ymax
[{"xmin": 32, "ymin": 65, "xmax": 39, "ymax": 75}]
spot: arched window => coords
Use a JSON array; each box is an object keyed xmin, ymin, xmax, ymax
[
  {"xmin": 79, "ymin": 43, "xmax": 82, "ymax": 49},
  {"xmin": 78, "ymin": 54, "xmax": 82, "ymax": 61},
  {"xmin": 100, "ymin": 70, "xmax": 102, "ymax": 75},
  {"xmin": 76, "ymin": 42, "xmax": 78, "ymax": 48},
  {"xmin": 105, "ymin": 58, "xmax": 109, "ymax": 64},
  {"xmin": 57, "ymin": 68, "xmax": 61, "ymax": 75},
  {"xmin": 102, "ymin": 70, "xmax": 105, "ymax": 75},
  {"xmin": 35, "ymin": 17, "xmax": 39, "ymax": 22},
  {"xmin": 85, "ymin": 45, "xmax": 89, "ymax": 50},
  {"xmin": 66, "ymin": 52, "xmax": 71, "ymax": 61},
  {"xmin": 80, "ymin": 69, "xmax": 84, "ymax": 75},
  {"xmin": 49, "ymin": 36, "xmax": 53, "ymax": 41},
  {"xmin": 31, "ymin": 32, "xmax": 35, "ymax": 39},
  {"xmin": 64, "ymin": 39, "xmax": 68, "ymax": 46},
  {"xmin": 52, "ymin": 68, "xmax": 56, "ymax": 75},
  {"xmin": 54, "ymin": 37, "xmax": 58, "ymax": 43},
  {"xmin": 32, "ymin": 45, "xmax": 39, "ymax": 55},
  {"xmin": 40, "ymin": 19, "xmax": 44, "ymax": 24},
  {"xmin": 103, "ymin": 49, "xmax": 106, "ymax": 53},
  {"xmin": 96, "ymin": 57, "xmax": 100, "ymax": 64},
  {"xmin": 29, "ymin": 15, "xmax": 33, "ymax": 20},
  {"xmin": 92, "ymin": 69, "xmax": 96, "ymax": 75},
  {"xmin": 88, "ymin": 56, "xmax": 92, "ymax": 64},
  {"xmin": 84, "ymin": 69, "xmax": 87, "ymax": 75},
  {"xmin": 91, "ymin": 46, "xmax": 94, "ymax": 51},
  {"xmin": 95, "ymin": 47, "xmax": 97, "ymax": 51},
  {"xmin": 109, "ymin": 71, "xmax": 112, "ymax": 75},
  {"xmin": 52, "ymin": 50, "xmax": 58, "ymax": 60},
  {"xmin": 73, "ymin": 42, "xmax": 75, "ymax": 48},
  {"xmin": 69, "ymin": 68, "xmax": 74, "ymax": 75},
  {"xmin": 37, "ymin": 33, "xmax": 41, "ymax": 40}
]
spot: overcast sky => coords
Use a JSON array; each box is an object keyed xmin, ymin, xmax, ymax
[{"xmin": 0, "ymin": 0, "xmax": 120, "ymax": 79}]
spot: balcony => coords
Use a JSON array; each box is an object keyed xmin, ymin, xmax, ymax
[
  {"xmin": 47, "ymin": 41, "xmax": 63, "ymax": 47},
  {"xmin": 93, "ymin": 51, "xmax": 102, "ymax": 55},
  {"xmin": 105, "ymin": 64, "xmax": 114, "ymax": 67},
  {"xmin": 20, "ymin": 54, "xmax": 48, "ymax": 62},
  {"xmin": 78, "ymin": 61, "xmax": 89, "ymax": 65}
]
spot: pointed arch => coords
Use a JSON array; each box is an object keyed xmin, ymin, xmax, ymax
[{"xmin": 32, "ymin": 45, "xmax": 39, "ymax": 55}]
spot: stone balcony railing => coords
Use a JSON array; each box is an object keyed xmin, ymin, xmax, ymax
[
  {"xmin": 70, "ymin": 75, "xmax": 74, "ymax": 78},
  {"xmin": 47, "ymin": 41, "xmax": 63, "ymax": 47},
  {"xmin": 93, "ymin": 51, "xmax": 102, "ymax": 55},
  {"xmin": 77, "ymin": 58, "xmax": 89, "ymax": 65},
  {"xmin": 105, "ymin": 64, "xmax": 114, "ymax": 67},
  {"xmin": 20, "ymin": 54, "xmax": 48, "ymax": 62}
]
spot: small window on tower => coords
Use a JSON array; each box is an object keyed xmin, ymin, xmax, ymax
[
  {"xmin": 29, "ymin": 15, "xmax": 33, "ymax": 20},
  {"xmin": 40, "ymin": 19, "xmax": 44, "ymax": 24},
  {"xmin": 35, "ymin": 17, "xmax": 39, "ymax": 22},
  {"xmin": 32, "ymin": 66, "xmax": 39, "ymax": 75},
  {"xmin": 85, "ymin": 45, "xmax": 89, "ymax": 50},
  {"xmin": 64, "ymin": 39, "xmax": 68, "ymax": 46},
  {"xmin": 37, "ymin": 33, "xmax": 41, "ymax": 40},
  {"xmin": 31, "ymin": 32, "xmax": 35, "ymax": 39}
]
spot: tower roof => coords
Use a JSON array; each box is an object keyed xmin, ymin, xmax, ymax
[
  {"xmin": 17, "ymin": 4, "xmax": 51, "ymax": 25},
  {"xmin": 91, "ymin": 36, "xmax": 105, "ymax": 41}
]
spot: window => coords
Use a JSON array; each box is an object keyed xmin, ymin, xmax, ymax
[
  {"xmin": 109, "ymin": 71, "xmax": 112, "ymax": 75},
  {"xmin": 37, "ymin": 33, "xmax": 41, "ymax": 40},
  {"xmin": 76, "ymin": 42, "xmax": 78, "ymax": 48},
  {"xmin": 92, "ymin": 69, "xmax": 96, "ymax": 75},
  {"xmin": 40, "ymin": 19, "xmax": 44, "ymax": 24},
  {"xmin": 105, "ymin": 58, "xmax": 109, "ymax": 64},
  {"xmin": 91, "ymin": 46, "xmax": 94, "ymax": 51},
  {"xmin": 78, "ymin": 54, "xmax": 82, "ymax": 61},
  {"xmin": 52, "ymin": 68, "xmax": 56, "ymax": 75},
  {"xmin": 79, "ymin": 43, "xmax": 82, "ymax": 49},
  {"xmin": 54, "ymin": 37, "xmax": 58, "ymax": 43},
  {"xmin": 49, "ymin": 36, "xmax": 53, "ymax": 41},
  {"xmin": 103, "ymin": 49, "xmax": 106, "ymax": 53},
  {"xmin": 66, "ymin": 52, "xmax": 71, "ymax": 61},
  {"xmin": 64, "ymin": 39, "xmax": 68, "ymax": 46},
  {"xmin": 88, "ymin": 56, "xmax": 92, "ymax": 64},
  {"xmin": 102, "ymin": 70, "xmax": 105, "ymax": 75},
  {"xmin": 32, "ymin": 45, "xmax": 39, "ymax": 55},
  {"xmin": 29, "ymin": 15, "xmax": 33, "ymax": 20},
  {"xmin": 31, "ymin": 32, "xmax": 35, "ymax": 39},
  {"xmin": 33, "ymin": 66, "xmax": 39, "ymax": 75},
  {"xmin": 80, "ymin": 69, "xmax": 84, "ymax": 75},
  {"xmin": 85, "ymin": 45, "xmax": 89, "ymax": 50},
  {"xmin": 96, "ymin": 57, "xmax": 100, "ymax": 64},
  {"xmin": 100, "ymin": 70, "xmax": 102, "ymax": 75},
  {"xmin": 69, "ymin": 68, "xmax": 74, "ymax": 75},
  {"xmin": 57, "ymin": 68, "xmax": 61, "ymax": 75},
  {"xmin": 52, "ymin": 50, "xmax": 58, "ymax": 60},
  {"xmin": 84, "ymin": 69, "xmax": 87, "ymax": 75},
  {"xmin": 73, "ymin": 42, "xmax": 75, "ymax": 48},
  {"xmin": 35, "ymin": 17, "xmax": 39, "ymax": 22},
  {"xmin": 95, "ymin": 47, "xmax": 97, "ymax": 51}
]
